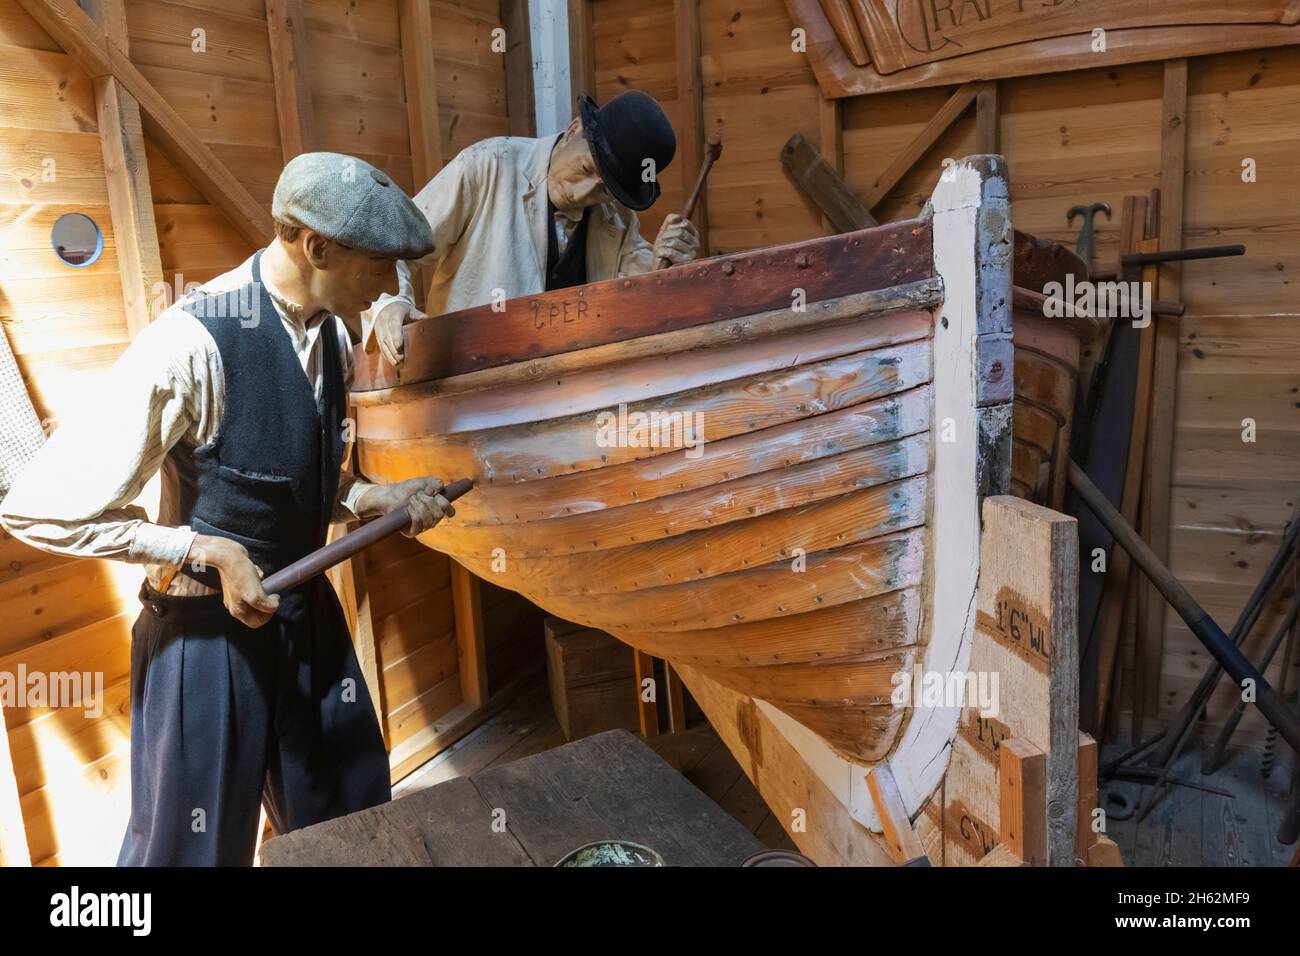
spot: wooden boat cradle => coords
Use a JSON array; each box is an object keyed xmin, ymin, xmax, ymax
[{"xmin": 349, "ymin": 155, "xmax": 1087, "ymax": 831}]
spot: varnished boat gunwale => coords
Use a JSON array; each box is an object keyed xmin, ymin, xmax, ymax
[{"xmin": 350, "ymin": 219, "xmax": 937, "ymax": 392}]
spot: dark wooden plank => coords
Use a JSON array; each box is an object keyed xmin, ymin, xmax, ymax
[
  {"xmin": 779, "ymin": 131, "xmax": 877, "ymax": 233},
  {"xmin": 352, "ymin": 219, "xmax": 932, "ymax": 390},
  {"xmin": 259, "ymin": 776, "xmax": 533, "ymax": 866},
  {"xmin": 468, "ymin": 730, "xmax": 765, "ymax": 866}
]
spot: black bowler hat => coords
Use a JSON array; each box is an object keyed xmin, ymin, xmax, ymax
[{"xmin": 578, "ymin": 91, "xmax": 676, "ymax": 211}]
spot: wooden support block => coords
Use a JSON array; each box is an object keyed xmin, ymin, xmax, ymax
[
  {"xmin": 976, "ymin": 844, "xmax": 1026, "ymax": 867},
  {"xmin": 866, "ymin": 763, "xmax": 929, "ymax": 865},
  {"xmin": 998, "ymin": 737, "xmax": 1047, "ymax": 866},
  {"xmin": 450, "ymin": 560, "xmax": 488, "ymax": 710},
  {"xmin": 633, "ymin": 649, "xmax": 659, "ymax": 738},
  {"xmin": 942, "ymin": 497, "xmax": 1079, "ymax": 867},
  {"xmin": 1077, "ymin": 732, "xmax": 1099, "ymax": 860},
  {"xmin": 1087, "ymin": 834, "xmax": 1125, "ymax": 867},
  {"xmin": 544, "ymin": 619, "xmax": 639, "ymax": 742}
]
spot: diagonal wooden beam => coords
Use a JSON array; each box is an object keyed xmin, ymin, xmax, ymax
[
  {"xmin": 862, "ymin": 81, "xmax": 981, "ymax": 210},
  {"xmin": 81, "ymin": 0, "xmax": 163, "ymax": 338},
  {"xmin": 17, "ymin": 0, "xmax": 273, "ymax": 247},
  {"xmin": 266, "ymin": 0, "xmax": 315, "ymax": 164},
  {"xmin": 780, "ymin": 131, "xmax": 877, "ymax": 232}
]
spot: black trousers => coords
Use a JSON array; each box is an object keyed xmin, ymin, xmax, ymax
[{"xmin": 117, "ymin": 577, "xmax": 391, "ymax": 866}]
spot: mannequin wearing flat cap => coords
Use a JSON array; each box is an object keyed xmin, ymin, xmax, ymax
[
  {"xmin": 0, "ymin": 152, "xmax": 446, "ymax": 866},
  {"xmin": 363, "ymin": 91, "xmax": 702, "ymax": 365}
]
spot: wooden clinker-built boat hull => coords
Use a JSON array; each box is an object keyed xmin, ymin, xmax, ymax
[{"xmin": 349, "ymin": 155, "xmax": 1088, "ymax": 827}]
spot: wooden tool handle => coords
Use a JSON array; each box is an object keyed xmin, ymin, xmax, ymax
[
  {"xmin": 657, "ymin": 134, "xmax": 722, "ymax": 270},
  {"xmin": 262, "ymin": 477, "xmax": 474, "ymax": 595}
]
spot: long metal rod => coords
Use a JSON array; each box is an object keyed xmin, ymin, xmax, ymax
[
  {"xmin": 1121, "ymin": 243, "xmax": 1246, "ymax": 266},
  {"xmin": 262, "ymin": 477, "xmax": 474, "ymax": 595},
  {"xmin": 1203, "ymin": 599, "xmax": 1300, "ymax": 775},
  {"xmin": 1067, "ymin": 462, "xmax": 1300, "ymax": 756}
]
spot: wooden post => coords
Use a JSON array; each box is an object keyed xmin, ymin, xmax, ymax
[
  {"xmin": 266, "ymin": 0, "xmax": 315, "ymax": 163},
  {"xmin": 399, "ymin": 0, "xmax": 443, "ymax": 305},
  {"xmin": 501, "ymin": 0, "xmax": 536, "ymax": 137},
  {"xmin": 326, "ymin": 521, "xmax": 386, "ymax": 746},
  {"xmin": 566, "ymin": 0, "xmax": 594, "ymax": 105},
  {"xmin": 633, "ymin": 649, "xmax": 659, "ymax": 738},
  {"xmin": 450, "ymin": 560, "xmax": 489, "ymax": 710},
  {"xmin": 0, "ymin": 702, "xmax": 31, "ymax": 866},
  {"xmin": 1094, "ymin": 237, "xmax": 1160, "ymax": 728},
  {"xmin": 818, "ymin": 96, "xmax": 842, "ymax": 235},
  {"xmin": 82, "ymin": 0, "xmax": 163, "ymax": 338},
  {"xmin": 1140, "ymin": 58, "xmax": 1188, "ymax": 718},
  {"xmin": 673, "ymin": 0, "xmax": 709, "ymax": 250},
  {"xmin": 664, "ymin": 662, "xmax": 687, "ymax": 733},
  {"xmin": 399, "ymin": 0, "xmax": 444, "ymax": 182},
  {"xmin": 975, "ymin": 81, "xmax": 999, "ymax": 154}
]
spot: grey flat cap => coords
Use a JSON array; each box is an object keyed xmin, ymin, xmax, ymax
[{"xmin": 272, "ymin": 152, "xmax": 434, "ymax": 259}]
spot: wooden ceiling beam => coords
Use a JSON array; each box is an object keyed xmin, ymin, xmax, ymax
[
  {"xmin": 17, "ymin": 0, "xmax": 274, "ymax": 247},
  {"xmin": 399, "ymin": 0, "xmax": 444, "ymax": 185},
  {"xmin": 673, "ymin": 0, "xmax": 709, "ymax": 250},
  {"xmin": 81, "ymin": 0, "xmax": 164, "ymax": 338},
  {"xmin": 266, "ymin": 0, "xmax": 316, "ymax": 164}
]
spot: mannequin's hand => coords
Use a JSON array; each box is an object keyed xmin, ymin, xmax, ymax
[
  {"xmin": 367, "ymin": 301, "xmax": 428, "ymax": 366},
  {"xmin": 653, "ymin": 214, "xmax": 701, "ymax": 266},
  {"xmin": 356, "ymin": 476, "xmax": 454, "ymax": 537}
]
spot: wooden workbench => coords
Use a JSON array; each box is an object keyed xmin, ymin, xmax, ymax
[{"xmin": 259, "ymin": 729, "xmax": 767, "ymax": 866}]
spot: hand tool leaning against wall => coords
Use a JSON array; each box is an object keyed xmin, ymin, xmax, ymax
[
  {"xmin": 363, "ymin": 90, "xmax": 702, "ymax": 364},
  {"xmin": 0, "ymin": 153, "xmax": 453, "ymax": 867}
]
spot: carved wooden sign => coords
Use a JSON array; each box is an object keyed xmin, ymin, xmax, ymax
[
  {"xmin": 855, "ymin": 0, "xmax": 1293, "ymax": 74},
  {"xmin": 790, "ymin": 0, "xmax": 1300, "ymax": 97}
]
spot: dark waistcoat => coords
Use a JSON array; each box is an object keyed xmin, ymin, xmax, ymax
[
  {"xmin": 170, "ymin": 250, "xmax": 346, "ymax": 592},
  {"xmin": 545, "ymin": 202, "xmax": 591, "ymax": 291}
]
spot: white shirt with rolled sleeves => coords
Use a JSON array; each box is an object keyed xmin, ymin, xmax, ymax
[
  {"xmin": 0, "ymin": 254, "xmax": 376, "ymax": 594},
  {"xmin": 364, "ymin": 133, "xmax": 658, "ymax": 331}
]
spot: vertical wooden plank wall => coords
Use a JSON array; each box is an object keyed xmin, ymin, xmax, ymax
[
  {"xmin": 582, "ymin": 0, "xmax": 1300, "ymax": 744},
  {"xmin": 0, "ymin": 0, "xmax": 527, "ymax": 864}
]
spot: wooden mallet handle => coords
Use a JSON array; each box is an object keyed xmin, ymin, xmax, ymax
[
  {"xmin": 262, "ymin": 477, "xmax": 474, "ymax": 595},
  {"xmin": 657, "ymin": 133, "xmax": 723, "ymax": 270}
]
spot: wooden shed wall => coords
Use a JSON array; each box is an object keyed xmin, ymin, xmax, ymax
[
  {"xmin": 582, "ymin": 0, "xmax": 1300, "ymax": 744},
  {"xmin": 0, "ymin": 0, "xmax": 530, "ymax": 865}
]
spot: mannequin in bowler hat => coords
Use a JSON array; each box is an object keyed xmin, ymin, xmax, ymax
[{"xmin": 363, "ymin": 91, "xmax": 703, "ymax": 365}]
